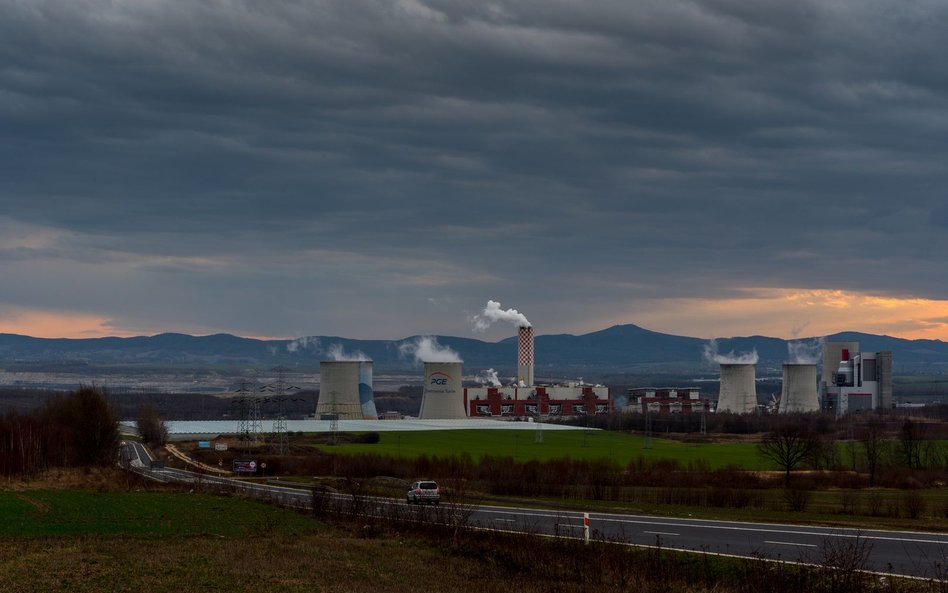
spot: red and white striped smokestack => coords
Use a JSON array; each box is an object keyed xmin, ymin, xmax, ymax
[{"xmin": 517, "ymin": 325, "xmax": 534, "ymax": 387}]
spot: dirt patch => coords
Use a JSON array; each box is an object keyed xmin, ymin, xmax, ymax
[
  {"xmin": 0, "ymin": 467, "xmax": 138, "ymax": 492},
  {"xmin": 673, "ymin": 433, "xmax": 766, "ymax": 444},
  {"xmin": 15, "ymin": 494, "xmax": 51, "ymax": 514}
]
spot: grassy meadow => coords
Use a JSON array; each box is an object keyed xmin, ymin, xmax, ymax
[{"xmin": 312, "ymin": 429, "xmax": 767, "ymax": 469}]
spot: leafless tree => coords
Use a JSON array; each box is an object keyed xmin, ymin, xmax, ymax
[
  {"xmin": 859, "ymin": 416, "xmax": 887, "ymax": 487},
  {"xmin": 136, "ymin": 404, "xmax": 168, "ymax": 446},
  {"xmin": 757, "ymin": 420, "xmax": 820, "ymax": 487}
]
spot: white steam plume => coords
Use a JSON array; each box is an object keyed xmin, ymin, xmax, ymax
[
  {"xmin": 326, "ymin": 343, "xmax": 370, "ymax": 361},
  {"xmin": 474, "ymin": 368, "xmax": 502, "ymax": 387},
  {"xmin": 287, "ymin": 336, "xmax": 320, "ymax": 353},
  {"xmin": 398, "ymin": 336, "xmax": 462, "ymax": 363},
  {"xmin": 703, "ymin": 339, "xmax": 759, "ymax": 365},
  {"xmin": 787, "ymin": 337, "xmax": 823, "ymax": 364},
  {"xmin": 471, "ymin": 299, "xmax": 531, "ymax": 332}
]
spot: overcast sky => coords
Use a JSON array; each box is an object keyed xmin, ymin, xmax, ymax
[{"xmin": 2, "ymin": 0, "xmax": 948, "ymax": 342}]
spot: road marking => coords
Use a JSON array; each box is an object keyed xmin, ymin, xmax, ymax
[
  {"xmin": 643, "ymin": 531, "xmax": 679, "ymax": 536},
  {"xmin": 765, "ymin": 540, "xmax": 817, "ymax": 548}
]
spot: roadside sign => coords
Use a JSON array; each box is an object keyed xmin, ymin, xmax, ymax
[
  {"xmin": 214, "ymin": 442, "xmax": 228, "ymax": 451},
  {"xmin": 233, "ymin": 459, "xmax": 257, "ymax": 474},
  {"xmin": 198, "ymin": 441, "xmax": 211, "ymax": 448}
]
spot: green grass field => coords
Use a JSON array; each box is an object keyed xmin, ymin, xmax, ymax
[
  {"xmin": 0, "ymin": 490, "xmax": 320, "ymax": 538},
  {"xmin": 314, "ymin": 429, "xmax": 768, "ymax": 469}
]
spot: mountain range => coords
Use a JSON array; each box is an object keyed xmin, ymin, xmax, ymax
[{"xmin": 1, "ymin": 324, "xmax": 946, "ymax": 376}]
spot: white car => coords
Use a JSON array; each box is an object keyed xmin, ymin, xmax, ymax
[{"xmin": 406, "ymin": 480, "xmax": 440, "ymax": 505}]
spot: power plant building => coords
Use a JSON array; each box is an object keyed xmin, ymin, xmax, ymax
[
  {"xmin": 627, "ymin": 388, "xmax": 709, "ymax": 415},
  {"xmin": 316, "ymin": 361, "xmax": 377, "ymax": 420},
  {"xmin": 462, "ymin": 323, "xmax": 611, "ymax": 417},
  {"xmin": 465, "ymin": 384, "xmax": 611, "ymax": 418},
  {"xmin": 821, "ymin": 342, "xmax": 892, "ymax": 414}
]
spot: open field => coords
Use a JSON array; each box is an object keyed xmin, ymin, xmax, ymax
[
  {"xmin": 312, "ymin": 429, "xmax": 768, "ymax": 469},
  {"xmin": 1, "ymin": 485, "xmax": 943, "ymax": 593},
  {"xmin": 0, "ymin": 490, "xmax": 514, "ymax": 593},
  {"xmin": 0, "ymin": 490, "xmax": 320, "ymax": 538}
]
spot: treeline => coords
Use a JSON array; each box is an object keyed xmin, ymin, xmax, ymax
[{"xmin": 0, "ymin": 385, "xmax": 119, "ymax": 476}]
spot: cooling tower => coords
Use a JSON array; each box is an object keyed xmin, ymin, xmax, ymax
[
  {"xmin": 780, "ymin": 364, "xmax": 819, "ymax": 413},
  {"xmin": 822, "ymin": 341, "xmax": 859, "ymax": 388},
  {"xmin": 717, "ymin": 364, "xmax": 757, "ymax": 413},
  {"xmin": 317, "ymin": 361, "xmax": 372, "ymax": 420},
  {"xmin": 357, "ymin": 362, "xmax": 378, "ymax": 419},
  {"xmin": 419, "ymin": 362, "xmax": 466, "ymax": 419},
  {"xmin": 517, "ymin": 326, "xmax": 534, "ymax": 387}
]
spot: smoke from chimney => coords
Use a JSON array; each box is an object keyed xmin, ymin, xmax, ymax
[{"xmin": 472, "ymin": 300, "xmax": 531, "ymax": 331}]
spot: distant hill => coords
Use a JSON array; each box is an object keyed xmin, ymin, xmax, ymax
[{"xmin": 0, "ymin": 325, "xmax": 946, "ymax": 375}]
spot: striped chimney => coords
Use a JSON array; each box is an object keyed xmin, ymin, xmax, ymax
[{"xmin": 517, "ymin": 325, "xmax": 534, "ymax": 387}]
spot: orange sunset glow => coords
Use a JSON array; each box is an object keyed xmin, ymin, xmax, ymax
[
  {"xmin": 607, "ymin": 288, "xmax": 948, "ymax": 341},
  {"xmin": 0, "ymin": 309, "xmax": 136, "ymax": 339}
]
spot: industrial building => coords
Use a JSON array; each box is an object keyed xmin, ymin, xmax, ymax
[
  {"xmin": 626, "ymin": 388, "xmax": 709, "ymax": 415},
  {"xmin": 463, "ymin": 322, "xmax": 612, "ymax": 418},
  {"xmin": 821, "ymin": 341, "xmax": 892, "ymax": 414},
  {"xmin": 466, "ymin": 384, "xmax": 611, "ymax": 417},
  {"xmin": 316, "ymin": 361, "xmax": 378, "ymax": 420}
]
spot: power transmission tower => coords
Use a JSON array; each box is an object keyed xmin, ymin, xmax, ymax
[
  {"xmin": 328, "ymin": 393, "xmax": 340, "ymax": 445},
  {"xmin": 235, "ymin": 380, "xmax": 256, "ymax": 450},
  {"xmin": 265, "ymin": 367, "xmax": 300, "ymax": 455},
  {"xmin": 644, "ymin": 408, "xmax": 653, "ymax": 449},
  {"xmin": 249, "ymin": 396, "xmax": 263, "ymax": 448}
]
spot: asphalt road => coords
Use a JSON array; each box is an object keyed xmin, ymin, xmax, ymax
[
  {"xmin": 465, "ymin": 505, "xmax": 948, "ymax": 579},
  {"xmin": 119, "ymin": 442, "xmax": 948, "ymax": 579}
]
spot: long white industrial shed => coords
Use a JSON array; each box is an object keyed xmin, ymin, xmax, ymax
[{"xmin": 122, "ymin": 418, "xmax": 593, "ymax": 440}]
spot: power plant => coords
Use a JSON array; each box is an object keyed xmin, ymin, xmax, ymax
[
  {"xmin": 779, "ymin": 364, "xmax": 819, "ymax": 413},
  {"xmin": 316, "ymin": 361, "xmax": 377, "ymax": 420},
  {"xmin": 418, "ymin": 362, "xmax": 467, "ymax": 419},
  {"xmin": 821, "ymin": 341, "xmax": 892, "ymax": 415},
  {"xmin": 464, "ymin": 322, "xmax": 611, "ymax": 418},
  {"xmin": 716, "ymin": 364, "xmax": 757, "ymax": 413}
]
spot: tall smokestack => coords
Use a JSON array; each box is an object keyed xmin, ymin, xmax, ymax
[{"xmin": 517, "ymin": 325, "xmax": 534, "ymax": 387}]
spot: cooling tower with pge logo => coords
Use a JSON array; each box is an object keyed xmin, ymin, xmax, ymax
[
  {"xmin": 716, "ymin": 364, "xmax": 757, "ymax": 414},
  {"xmin": 418, "ymin": 362, "xmax": 466, "ymax": 419}
]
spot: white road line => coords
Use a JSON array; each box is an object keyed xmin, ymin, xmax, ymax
[
  {"xmin": 643, "ymin": 531, "xmax": 679, "ymax": 536},
  {"xmin": 765, "ymin": 540, "xmax": 817, "ymax": 548}
]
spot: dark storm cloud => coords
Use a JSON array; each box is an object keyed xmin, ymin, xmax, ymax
[{"xmin": 2, "ymin": 0, "xmax": 948, "ymax": 337}]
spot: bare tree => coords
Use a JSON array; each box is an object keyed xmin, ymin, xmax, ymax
[
  {"xmin": 136, "ymin": 404, "xmax": 168, "ymax": 446},
  {"xmin": 899, "ymin": 418, "xmax": 923, "ymax": 469},
  {"xmin": 757, "ymin": 420, "xmax": 820, "ymax": 487},
  {"xmin": 860, "ymin": 416, "xmax": 887, "ymax": 487}
]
